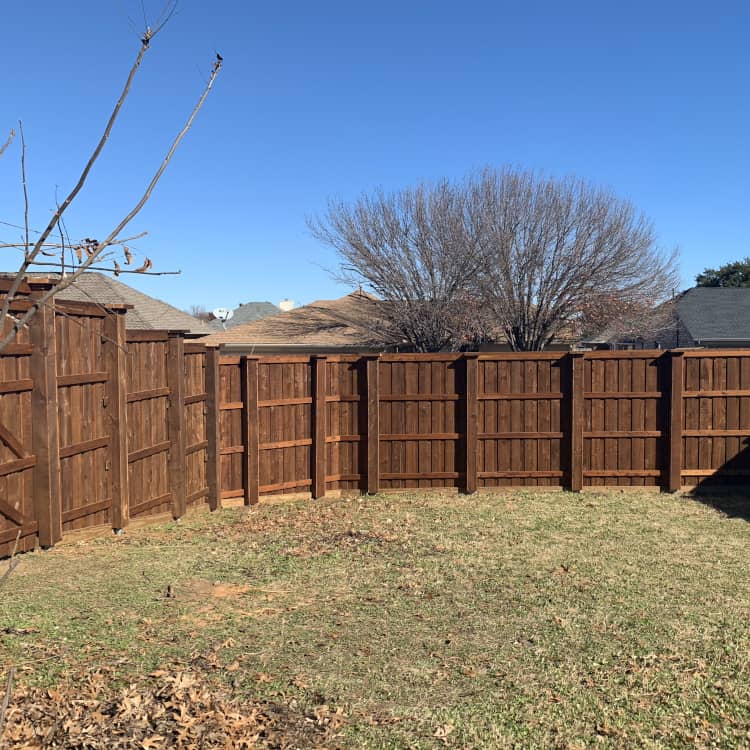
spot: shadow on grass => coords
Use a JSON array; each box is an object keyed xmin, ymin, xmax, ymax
[{"xmin": 689, "ymin": 438, "xmax": 750, "ymax": 521}]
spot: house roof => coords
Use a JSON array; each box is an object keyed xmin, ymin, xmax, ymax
[
  {"xmin": 677, "ymin": 287, "xmax": 750, "ymax": 343},
  {"xmin": 208, "ymin": 301, "xmax": 279, "ymax": 330},
  {"xmin": 28, "ymin": 272, "xmax": 212, "ymax": 335},
  {"xmin": 202, "ymin": 290, "xmax": 382, "ymax": 349}
]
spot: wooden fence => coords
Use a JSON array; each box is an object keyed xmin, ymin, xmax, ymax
[
  {"xmin": 1, "ymin": 290, "xmax": 749, "ymax": 558},
  {"xmin": 213, "ymin": 350, "xmax": 750, "ymax": 500},
  {"xmin": 0, "ymin": 288, "xmax": 214, "ymax": 558}
]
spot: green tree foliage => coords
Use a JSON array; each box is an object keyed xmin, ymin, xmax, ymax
[{"xmin": 696, "ymin": 258, "xmax": 750, "ymax": 287}]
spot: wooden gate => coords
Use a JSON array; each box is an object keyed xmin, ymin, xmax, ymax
[{"xmin": 55, "ymin": 303, "xmax": 118, "ymax": 533}]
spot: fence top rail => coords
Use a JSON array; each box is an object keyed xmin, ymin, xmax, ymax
[
  {"xmin": 578, "ymin": 349, "xmax": 667, "ymax": 359},
  {"xmin": 681, "ymin": 349, "xmax": 750, "ymax": 358},
  {"xmin": 478, "ymin": 351, "xmax": 567, "ymax": 361},
  {"xmin": 207, "ymin": 348, "xmax": 750, "ymax": 368},
  {"xmin": 125, "ymin": 330, "xmax": 191, "ymax": 343}
]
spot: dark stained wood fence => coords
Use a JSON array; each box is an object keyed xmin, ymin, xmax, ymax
[
  {"xmin": 2, "ymin": 289, "xmax": 750, "ymax": 559},
  {"xmin": 211, "ymin": 350, "xmax": 750, "ymax": 502},
  {"xmin": 0, "ymin": 288, "xmax": 210, "ymax": 558}
]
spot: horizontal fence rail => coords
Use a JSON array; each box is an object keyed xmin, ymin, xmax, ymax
[{"xmin": 0, "ymin": 290, "xmax": 749, "ymax": 559}]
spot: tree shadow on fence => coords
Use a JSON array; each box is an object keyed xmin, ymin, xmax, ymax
[{"xmin": 688, "ymin": 438, "xmax": 750, "ymax": 521}]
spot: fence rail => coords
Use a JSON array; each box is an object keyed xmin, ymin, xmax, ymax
[{"xmin": 1, "ymin": 291, "xmax": 749, "ymax": 558}]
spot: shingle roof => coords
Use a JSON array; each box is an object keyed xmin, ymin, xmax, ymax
[
  {"xmin": 207, "ymin": 301, "xmax": 279, "ymax": 330},
  {"xmin": 202, "ymin": 290, "xmax": 382, "ymax": 349},
  {"xmin": 677, "ymin": 287, "xmax": 750, "ymax": 342},
  {"xmin": 28, "ymin": 272, "xmax": 212, "ymax": 335}
]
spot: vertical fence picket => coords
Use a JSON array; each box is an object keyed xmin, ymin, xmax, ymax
[
  {"xmin": 205, "ymin": 347, "xmax": 222, "ymax": 510},
  {"xmin": 569, "ymin": 352, "xmax": 585, "ymax": 491},
  {"xmin": 312, "ymin": 356, "xmax": 327, "ymax": 499},
  {"xmin": 167, "ymin": 334, "xmax": 186, "ymax": 519},
  {"xmin": 30, "ymin": 299, "xmax": 62, "ymax": 546},
  {"xmin": 464, "ymin": 353, "xmax": 478, "ymax": 494},
  {"xmin": 367, "ymin": 355, "xmax": 380, "ymax": 494},
  {"xmin": 668, "ymin": 351, "xmax": 684, "ymax": 492},
  {"xmin": 103, "ymin": 310, "xmax": 129, "ymax": 531},
  {"xmin": 242, "ymin": 356, "xmax": 260, "ymax": 505}
]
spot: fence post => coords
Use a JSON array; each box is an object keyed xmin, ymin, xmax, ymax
[
  {"xmin": 312, "ymin": 355, "xmax": 327, "ymax": 499},
  {"xmin": 569, "ymin": 351, "xmax": 585, "ymax": 492},
  {"xmin": 103, "ymin": 310, "xmax": 129, "ymax": 531},
  {"xmin": 667, "ymin": 351, "xmax": 684, "ymax": 492},
  {"xmin": 464, "ymin": 353, "xmax": 479, "ymax": 494},
  {"xmin": 167, "ymin": 334, "xmax": 186, "ymax": 519},
  {"xmin": 242, "ymin": 356, "xmax": 260, "ymax": 505},
  {"xmin": 366, "ymin": 355, "xmax": 380, "ymax": 494},
  {"xmin": 30, "ymin": 298, "xmax": 62, "ymax": 546},
  {"xmin": 205, "ymin": 347, "xmax": 222, "ymax": 510}
]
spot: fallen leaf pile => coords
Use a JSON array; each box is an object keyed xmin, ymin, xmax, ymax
[{"xmin": 1, "ymin": 670, "xmax": 345, "ymax": 749}]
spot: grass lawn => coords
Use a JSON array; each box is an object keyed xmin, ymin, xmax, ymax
[{"xmin": 1, "ymin": 490, "xmax": 749, "ymax": 748}]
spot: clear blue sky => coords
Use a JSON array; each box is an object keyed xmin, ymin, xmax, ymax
[{"xmin": 1, "ymin": 1, "xmax": 749, "ymax": 311}]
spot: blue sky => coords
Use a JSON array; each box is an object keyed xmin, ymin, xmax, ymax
[{"xmin": 1, "ymin": 1, "xmax": 749, "ymax": 311}]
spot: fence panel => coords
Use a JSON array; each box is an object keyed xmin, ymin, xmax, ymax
[
  {"xmin": 125, "ymin": 333, "xmax": 173, "ymax": 519},
  {"xmin": 257, "ymin": 357, "xmax": 313, "ymax": 496},
  {"xmin": 478, "ymin": 353, "xmax": 567, "ymax": 488},
  {"xmin": 377, "ymin": 355, "xmax": 463, "ymax": 490},
  {"xmin": 681, "ymin": 351, "xmax": 750, "ymax": 487},
  {"xmin": 55, "ymin": 305, "xmax": 113, "ymax": 533},
  {"xmin": 325, "ymin": 356, "xmax": 365, "ymax": 492},
  {"xmin": 218, "ymin": 357, "xmax": 244, "ymax": 500},
  {"xmin": 582, "ymin": 352, "xmax": 668, "ymax": 487},
  {"xmin": 184, "ymin": 345, "xmax": 209, "ymax": 508}
]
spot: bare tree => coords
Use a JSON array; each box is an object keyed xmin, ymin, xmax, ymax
[
  {"xmin": 310, "ymin": 168, "xmax": 678, "ymax": 352},
  {"xmin": 308, "ymin": 181, "xmax": 491, "ymax": 352},
  {"xmin": 0, "ymin": 3, "xmax": 222, "ymax": 352},
  {"xmin": 473, "ymin": 168, "xmax": 679, "ymax": 350}
]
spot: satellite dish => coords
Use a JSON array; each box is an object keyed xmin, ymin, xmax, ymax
[{"xmin": 212, "ymin": 307, "xmax": 233, "ymax": 323}]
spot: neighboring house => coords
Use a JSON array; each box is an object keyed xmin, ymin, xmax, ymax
[
  {"xmin": 28, "ymin": 272, "xmax": 213, "ymax": 336},
  {"xmin": 586, "ymin": 287, "xmax": 750, "ymax": 350},
  {"xmin": 202, "ymin": 290, "xmax": 391, "ymax": 353},
  {"xmin": 207, "ymin": 300, "xmax": 279, "ymax": 330},
  {"xmin": 661, "ymin": 287, "xmax": 750, "ymax": 348},
  {"xmin": 202, "ymin": 289, "xmax": 586, "ymax": 354}
]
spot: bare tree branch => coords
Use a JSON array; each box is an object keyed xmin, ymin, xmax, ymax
[
  {"xmin": 0, "ymin": 129, "xmax": 14, "ymax": 160},
  {"xmin": 0, "ymin": 530, "xmax": 21, "ymax": 591},
  {"xmin": 0, "ymin": 36, "xmax": 152, "ymax": 327},
  {"xmin": 0, "ymin": 666, "xmax": 14, "ymax": 742},
  {"xmin": 15, "ymin": 262, "xmax": 179, "ymax": 276},
  {"xmin": 93, "ymin": 55, "xmax": 222, "ymax": 255},
  {"xmin": 18, "ymin": 122, "xmax": 29, "ymax": 260},
  {"xmin": 0, "ymin": 19, "xmax": 221, "ymax": 352}
]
